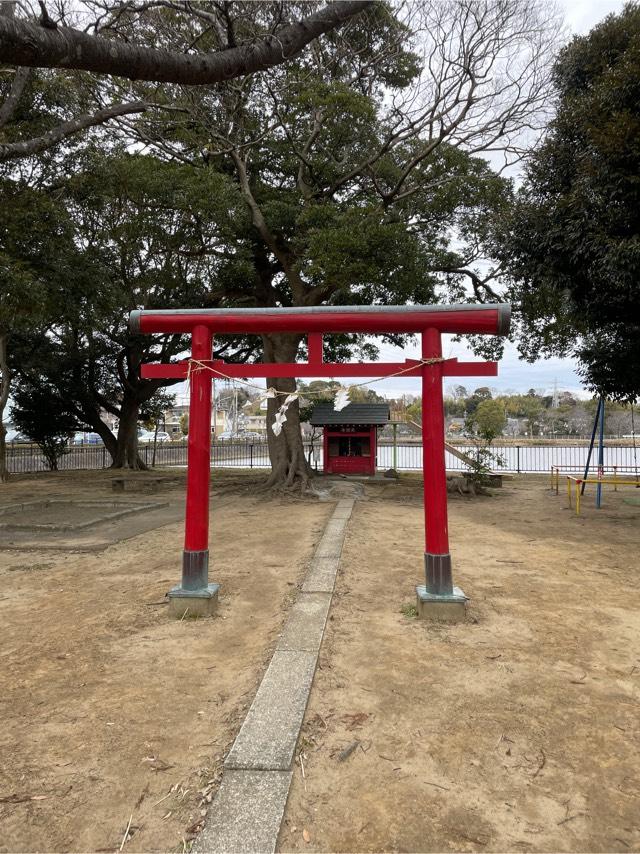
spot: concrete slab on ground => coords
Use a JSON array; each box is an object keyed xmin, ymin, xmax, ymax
[
  {"xmin": 198, "ymin": 497, "xmax": 355, "ymax": 853},
  {"xmin": 333, "ymin": 498, "xmax": 356, "ymax": 516},
  {"xmin": 224, "ymin": 649, "xmax": 318, "ymax": 771},
  {"xmin": 302, "ymin": 555, "xmax": 341, "ymax": 593},
  {"xmin": 193, "ymin": 770, "xmax": 292, "ymax": 854},
  {"xmin": 314, "ymin": 535, "xmax": 346, "ymax": 561},
  {"xmin": 276, "ymin": 592, "xmax": 332, "ymax": 654},
  {"xmin": 0, "ymin": 499, "xmax": 183, "ymax": 551}
]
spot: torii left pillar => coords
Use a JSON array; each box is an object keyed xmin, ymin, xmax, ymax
[
  {"xmin": 167, "ymin": 324, "xmax": 220, "ymax": 618},
  {"xmin": 415, "ymin": 327, "xmax": 467, "ymax": 621}
]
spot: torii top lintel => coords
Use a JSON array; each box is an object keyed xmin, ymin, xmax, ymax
[
  {"xmin": 132, "ymin": 303, "xmax": 510, "ymax": 381},
  {"xmin": 130, "ymin": 303, "xmax": 510, "ymax": 337}
]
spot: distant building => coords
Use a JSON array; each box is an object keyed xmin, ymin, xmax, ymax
[
  {"xmin": 162, "ymin": 402, "xmax": 234, "ymax": 438},
  {"xmin": 162, "ymin": 403, "xmax": 189, "ymax": 438},
  {"xmin": 243, "ymin": 413, "xmax": 267, "ymax": 433}
]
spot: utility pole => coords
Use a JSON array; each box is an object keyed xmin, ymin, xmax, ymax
[
  {"xmin": 233, "ymin": 386, "xmax": 238, "ymax": 435},
  {"xmin": 212, "ymin": 378, "xmax": 217, "ymax": 438}
]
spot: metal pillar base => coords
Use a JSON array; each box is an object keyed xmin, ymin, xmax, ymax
[
  {"xmin": 416, "ymin": 584, "xmax": 468, "ymax": 622},
  {"xmin": 181, "ymin": 548, "xmax": 210, "ymax": 591},
  {"xmin": 424, "ymin": 552, "xmax": 453, "ymax": 595},
  {"xmin": 168, "ymin": 549, "xmax": 219, "ymax": 618}
]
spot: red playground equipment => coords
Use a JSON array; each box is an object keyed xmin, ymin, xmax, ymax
[{"xmin": 131, "ymin": 303, "xmax": 511, "ymax": 619}]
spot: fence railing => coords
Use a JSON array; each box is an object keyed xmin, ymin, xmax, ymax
[{"xmin": 5, "ymin": 440, "xmax": 640, "ymax": 476}]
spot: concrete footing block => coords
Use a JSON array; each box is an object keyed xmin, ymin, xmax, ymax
[
  {"xmin": 167, "ymin": 583, "xmax": 220, "ymax": 619},
  {"xmin": 193, "ymin": 769, "xmax": 292, "ymax": 854},
  {"xmin": 416, "ymin": 585, "xmax": 468, "ymax": 623}
]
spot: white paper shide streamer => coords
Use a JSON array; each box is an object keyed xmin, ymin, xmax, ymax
[
  {"xmin": 269, "ymin": 392, "xmax": 299, "ymax": 436},
  {"xmin": 333, "ymin": 387, "xmax": 350, "ymax": 411},
  {"xmin": 268, "ymin": 384, "xmax": 350, "ymax": 436}
]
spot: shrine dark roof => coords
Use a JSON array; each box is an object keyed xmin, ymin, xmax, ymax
[{"xmin": 309, "ymin": 403, "xmax": 390, "ymax": 426}]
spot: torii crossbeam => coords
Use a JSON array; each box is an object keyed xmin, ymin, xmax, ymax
[{"xmin": 131, "ymin": 303, "xmax": 511, "ymax": 620}]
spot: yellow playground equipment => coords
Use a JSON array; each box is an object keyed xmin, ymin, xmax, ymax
[
  {"xmin": 562, "ymin": 471, "xmax": 640, "ymax": 515},
  {"xmin": 551, "ymin": 397, "xmax": 639, "ymax": 515}
]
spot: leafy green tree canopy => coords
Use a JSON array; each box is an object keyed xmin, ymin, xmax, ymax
[
  {"xmin": 467, "ymin": 399, "xmax": 506, "ymax": 443},
  {"xmin": 11, "ymin": 379, "xmax": 78, "ymax": 470},
  {"xmin": 499, "ymin": 3, "xmax": 640, "ymax": 401}
]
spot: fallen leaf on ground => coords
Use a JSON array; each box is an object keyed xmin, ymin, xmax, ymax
[
  {"xmin": 142, "ymin": 757, "xmax": 174, "ymax": 772},
  {"xmin": 341, "ymin": 712, "xmax": 369, "ymax": 730}
]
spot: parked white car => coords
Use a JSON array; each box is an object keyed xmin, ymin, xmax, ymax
[
  {"xmin": 72, "ymin": 432, "xmax": 102, "ymax": 445},
  {"xmin": 138, "ymin": 430, "xmax": 171, "ymax": 443},
  {"xmin": 5, "ymin": 428, "xmax": 28, "ymax": 443}
]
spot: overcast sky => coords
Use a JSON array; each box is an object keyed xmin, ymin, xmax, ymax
[
  {"xmin": 354, "ymin": 337, "xmax": 587, "ymax": 401},
  {"xmin": 561, "ymin": 0, "xmax": 624, "ymax": 32}
]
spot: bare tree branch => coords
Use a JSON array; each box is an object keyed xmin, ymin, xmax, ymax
[
  {"xmin": 437, "ymin": 266, "xmax": 502, "ymax": 300},
  {"xmin": 0, "ymin": 99, "xmax": 148, "ymax": 160}
]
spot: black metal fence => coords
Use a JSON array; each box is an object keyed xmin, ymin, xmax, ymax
[
  {"xmin": 5, "ymin": 439, "xmax": 640, "ymax": 476},
  {"xmin": 5, "ymin": 440, "xmax": 270, "ymax": 474},
  {"xmin": 7, "ymin": 443, "xmax": 113, "ymax": 474}
]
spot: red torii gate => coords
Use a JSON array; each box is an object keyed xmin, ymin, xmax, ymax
[{"xmin": 131, "ymin": 303, "xmax": 510, "ymax": 619}]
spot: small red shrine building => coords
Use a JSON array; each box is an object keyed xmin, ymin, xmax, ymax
[{"xmin": 310, "ymin": 403, "xmax": 390, "ymax": 476}]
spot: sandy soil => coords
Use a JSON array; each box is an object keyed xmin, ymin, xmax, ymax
[
  {"xmin": 280, "ymin": 477, "xmax": 640, "ymax": 853},
  {"xmin": 0, "ymin": 470, "xmax": 332, "ymax": 853}
]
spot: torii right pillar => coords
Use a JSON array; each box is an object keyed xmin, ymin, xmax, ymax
[{"xmin": 416, "ymin": 327, "xmax": 467, "ymax": 621}]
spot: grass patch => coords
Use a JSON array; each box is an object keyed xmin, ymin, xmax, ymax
[{"xmin": 400, "ymin": 603, "xmax": 418, "ymax": 619}]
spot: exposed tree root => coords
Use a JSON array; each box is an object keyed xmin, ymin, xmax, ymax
[
  {"xmin": 261, "ymin": 452, "xmax": 313, "ymax": 494},
  {"xmin": 109, "ymin": 454, "xmax": 149, "ymax": 471}
]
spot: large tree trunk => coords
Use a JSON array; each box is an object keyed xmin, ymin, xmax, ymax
[
  {"xmin": 111, "ymin": 397, "xmax": 147, "ymax": 470},
  {"xmin": 0, "ymin": 334, "xmax": 10, "ymax": 483},
  {"xmin": 262, "ymin": 333, "xmax": 313, "ymax": 490}
]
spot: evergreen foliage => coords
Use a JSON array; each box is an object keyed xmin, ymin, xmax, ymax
[
  {"xmin": 498, "ymin": 3, "xmax": 640, "ymax": 401},
  {"xmin": 11, "ymin": 380, "xmax": 78, "ymax": 470}
]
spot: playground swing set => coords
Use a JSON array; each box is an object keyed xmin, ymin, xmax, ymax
[
  {"xmin": 550, "ymin": 397, "xmax": 640, "ymax": 515},
  {"xmin": 131, "ymin": 303, "xmax": 511, "ymax": 621}
]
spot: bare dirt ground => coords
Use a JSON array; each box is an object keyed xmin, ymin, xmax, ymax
[
  {"xmin": 0, "ymin": 469, "xmax": 332, "ymax": 853},
  {"xmin": 280, "ymin": 476, "xmax": 640, "ymax": 854}
]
